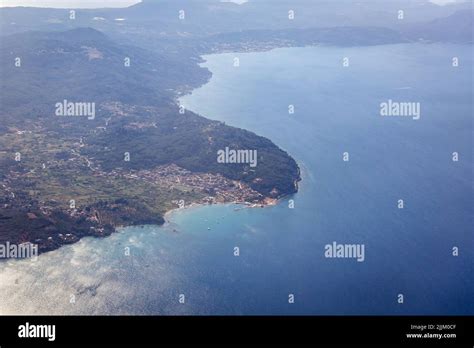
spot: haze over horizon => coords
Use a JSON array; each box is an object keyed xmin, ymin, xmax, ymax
[{"xmin": 0, "ymin": 0, "xmax": 465, "ymax": 9}]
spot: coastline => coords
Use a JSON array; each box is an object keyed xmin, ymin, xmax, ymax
[
  {"xmin": 162, "ymin": 194, "xmax": 284, "ymax": 224},
  {"xmin": 0, "ymin": 46, "xmax": 303, "ymax": 261},
  {"xmin": 2, "ymin": 198, "xmax": 286, "ymax": 263}
]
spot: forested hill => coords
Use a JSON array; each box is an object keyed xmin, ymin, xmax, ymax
[{"xmin": 0, "ymin": 27, "xmax": 300, "ymax": 197}]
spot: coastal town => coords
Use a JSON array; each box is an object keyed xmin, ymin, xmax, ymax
[
  {"xmin": 111, "ymin": 164, "xmax": 266, "ymax": 206},
  {"xmin": 0, "ymin": 146, "xmax": 277, "ymax": 255}
]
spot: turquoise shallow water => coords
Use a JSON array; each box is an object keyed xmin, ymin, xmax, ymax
[{"xmin": 0, "ymin": 43, "xmax": 472, "ymax": 315}]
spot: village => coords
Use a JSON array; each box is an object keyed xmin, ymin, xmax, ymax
[{"xmin": 103, "ymin": 163, "xmax": 266, "ymax": 206}]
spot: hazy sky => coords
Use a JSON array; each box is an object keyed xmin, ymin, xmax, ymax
[
  {"xmin": 0, "ymin": 0, "xmax": 462, "ymax": 8},
  {"xmin": 0, "ymin": 0, "xmax": 141, "ymax": 8}
]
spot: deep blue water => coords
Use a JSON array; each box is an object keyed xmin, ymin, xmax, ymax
[{"xmin": 0, "ymin": 43, "xmax": 472, "ymax": 315}]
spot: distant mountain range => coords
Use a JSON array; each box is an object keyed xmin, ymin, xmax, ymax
[
  {"xmin": 1, "ymin": 0, "xmax": 472, "ymax": 43},
  {"xmin": 403, "ymin": 9, "xmax": 473, "ymax": 43}
]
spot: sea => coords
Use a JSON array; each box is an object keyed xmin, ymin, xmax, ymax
[{"xmin": 0, "ymin": 43, "xmax": 472, "ymax": 315}]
